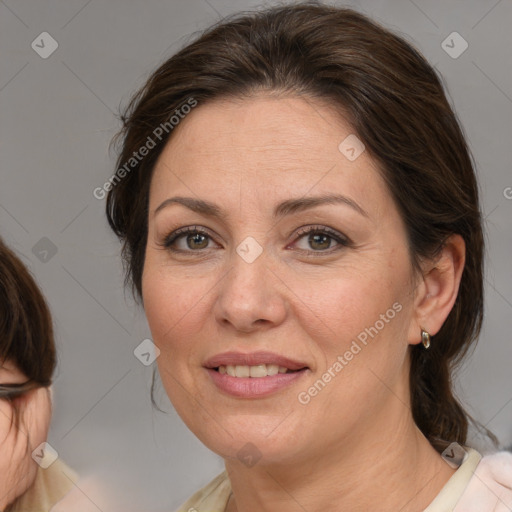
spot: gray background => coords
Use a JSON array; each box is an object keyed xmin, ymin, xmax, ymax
[{"xmin": 1, "ymin": 0, "xmax": 511, "ymax": 510}]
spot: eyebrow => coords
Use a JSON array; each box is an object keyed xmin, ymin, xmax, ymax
[{"xmin": 154, "ymin": 193, "xmax": 369, "ymax": 220}]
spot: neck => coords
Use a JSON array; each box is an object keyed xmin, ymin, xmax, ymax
[{"xmin": 224, "ymin": 401, "xmax": 455, "ymax": 512}]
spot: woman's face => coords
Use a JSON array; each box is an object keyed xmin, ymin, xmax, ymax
[
  {"xmin": 0, "ymin": 361, "xmax": 51, "ymax": 508},
  {"xmin": 143, "ymin": 95, "xmax": 421, "ymax": 465}
]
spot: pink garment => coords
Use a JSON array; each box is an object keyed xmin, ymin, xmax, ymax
[{"xmin": 454, "ymin": 451, "xmax": 512, "ymax": 511}]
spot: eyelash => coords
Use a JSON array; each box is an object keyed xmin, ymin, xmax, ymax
[{"xmin": 161, "ymin": 225, "xmax": 351, "ymax": 256}]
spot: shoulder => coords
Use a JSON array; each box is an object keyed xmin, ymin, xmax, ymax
[
  {"xmin": 454, "ymin": 450, "xmax": 512, "ymax": 511},
  {"xmin": 174, "ymin": 471, "xmax": 231, "ymax": 512},
  {"xmin": 9, "ymin": 458, "xmax": 78, "ymax": 512}
]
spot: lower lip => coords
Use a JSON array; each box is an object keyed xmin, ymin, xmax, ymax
[{"xmin": 206, "ymin": 368, "xmax": 308, "ymax": 398}]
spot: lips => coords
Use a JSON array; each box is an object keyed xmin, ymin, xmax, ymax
[
  {"xmin": 203, "ymin": 351, "xmax": 308, "ymax": 372},
  {"xmin": 204, "ymin": 351, "xmax": 309, "ymax": 398}
]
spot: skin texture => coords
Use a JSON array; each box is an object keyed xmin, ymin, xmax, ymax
[
  {"xmin": 142, "ymin": 95, "xmax": 466, "ymax": 511},
  {"xmin": 0, "ymin": 361, "xmax": 51, "ymax": 510}
]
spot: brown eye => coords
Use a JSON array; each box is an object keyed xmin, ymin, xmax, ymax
[
  {"xmin": 163, "ymin": 226, "xmax": 218, "ymax": 252},
  {"xmin": 308, "ymin": 233, "xmax": 333, "ymax": 250},
  {"xmin": 293, "ymin": 225, "xmax": 350, "ymax": 254},
  {"xmin": 185, "ymin": 232, "xmax": 209, "ymax": 250}
]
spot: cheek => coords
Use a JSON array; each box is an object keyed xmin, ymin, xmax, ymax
[
  {"xmin": 29, "ymin": 393, "xmax": 51, "ymax": 449},
  {"xmin": 299, "ymin": 262, "xmax": 412, "ymax": 404},
  {"xmin": 142, "ymin": 265, "xmax": 207, "ymax": 345},
  {"xmin": 142, "ymin": 231, "xmax": 227, "ymax": 326},
  {"xmin": 0, "ymin": 400, "xmax": 40, "ymax": 505},
  {"xmin": 304, "ymin": 268, "xmax": 404, "ymax": 343},
  {"xmin": 0, "ymin": 399, "xmax": 14, "ymax": 438},
  {"xmin": 12, "ymin": 389, "xmax": 52, "ymax": 450}
]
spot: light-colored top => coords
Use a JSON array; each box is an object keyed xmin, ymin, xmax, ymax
[
  {"xmin": 175, "ymin": 449, "xmax": 512, "ymax": 512},
  {"xmin": 8, "ymin": 458, "xmax": 78, "ymax": 512}
]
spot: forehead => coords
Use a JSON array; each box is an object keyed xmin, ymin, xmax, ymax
[
  {"xmin": 149, "ymin": 95, "xmax": 390, "ymax": 217},
  {"xmin": 157, "ymin": 94, "xmax": 358, "ymax": 164}
]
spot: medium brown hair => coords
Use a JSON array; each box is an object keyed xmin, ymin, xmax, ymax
[
  {"xmin": 0, "ymin": 237, "xmax": 56, "ymax": 403},
  {"xmin": 0, "ymin": 238, "xmax": 57, "ymax": 512},
  {"xmin": 107, "ymin": 2, "xmax": 491, "ymax": 450}
]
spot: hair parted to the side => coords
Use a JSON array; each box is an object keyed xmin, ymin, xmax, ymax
[{"xmin": 106, "ymin": 2, "xmax": 495, "ymax": 451}]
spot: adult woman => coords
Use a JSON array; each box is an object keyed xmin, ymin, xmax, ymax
[
  {"xmin": 0, "ymin": 237, "xmax": 78, "ymax": 511},
  {"xmin": 106, "ymin": 3, "xmax": 512, "ymax": 510}
]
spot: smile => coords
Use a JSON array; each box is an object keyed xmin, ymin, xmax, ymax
[
  {"xmin": 204, "ymin": 351, "xmax": 309, "ymax": 398},
  {"xmin": 217, "ymin": 364, "xmax": 296, "ymax": 377}
]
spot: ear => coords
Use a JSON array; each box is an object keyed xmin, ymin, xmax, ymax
[{"xmin": 407, "ymin": 234, "xmax": 465, "ymax": 345}]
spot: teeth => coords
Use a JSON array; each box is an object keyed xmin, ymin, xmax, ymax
[
  {"xmin": 249, "ymin": 365, "xmax": 267, "ymax": 378},
  {"xmin": 218, "ymin": 364, "xmax": 291, "ymax": 378},
  {"xmin": 267, "ymin": 364, "xmax": 279, "ymax": 376},
  {"xmin": 235, "ymin": 365, "xmax": 250, "ymax": 378}
]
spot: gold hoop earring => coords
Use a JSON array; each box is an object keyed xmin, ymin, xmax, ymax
[{"xmin": 421, "ymin": 329, "xmax": 431, "ymax": 349}]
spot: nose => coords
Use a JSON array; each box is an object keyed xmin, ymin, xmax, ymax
[{"xmin": 213, "ymin": 244, "xmax": 287, "ymax": 334}]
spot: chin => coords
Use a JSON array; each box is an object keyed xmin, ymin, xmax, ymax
[{"xmin": 189, "ymin": 415, "xmax": 309, "ymax": 467}]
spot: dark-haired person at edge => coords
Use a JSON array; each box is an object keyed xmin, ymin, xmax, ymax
[
  {"xmin": 0, "ymin": 236, "xmax": 79, "ymax": 511},
  {"xmin": 106, "ymin": 3, "xmax": 512, "ymax": 511}
]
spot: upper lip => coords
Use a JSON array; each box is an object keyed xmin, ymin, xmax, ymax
[{"xmin": 204, "ymin": 351, "xmax": 308, "ymax": 371}]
